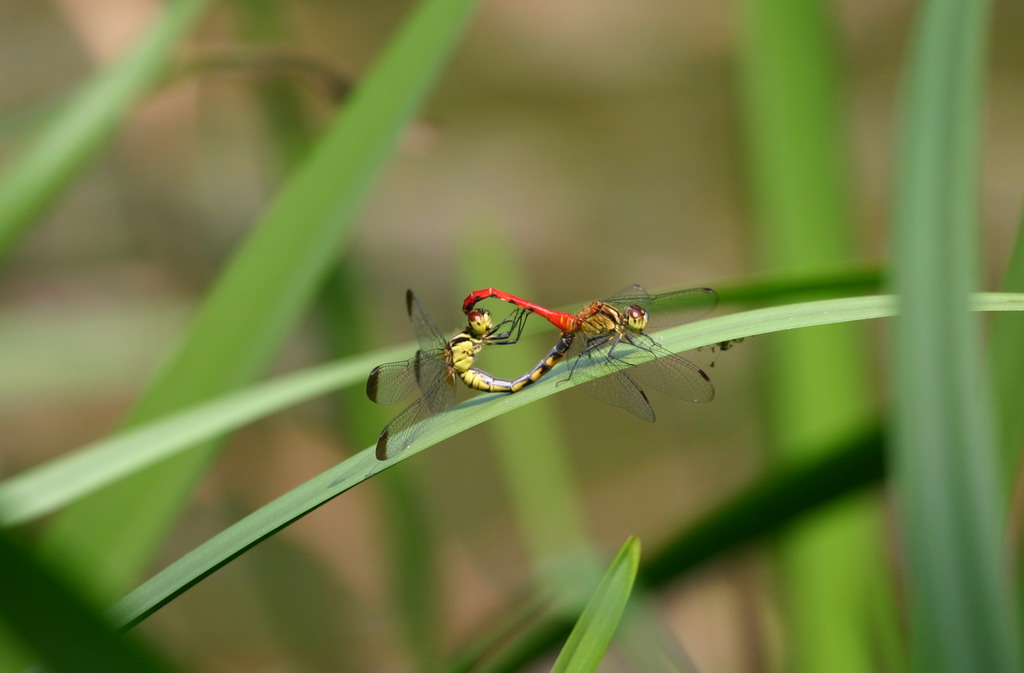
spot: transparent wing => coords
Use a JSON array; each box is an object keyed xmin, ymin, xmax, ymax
[
  {"xmin": 366, "ymin": 347, "xmax": 448, "ymax": 405},
  {"xmin": 417, "ymin": 349, "xmax": 455, "ymax": 413},
  {"xmin": 406, "ymin": 289, "xmax": 447, "ymax": 352},
  {"xmin": 376, "ymin": 375, "xmax": 456, "ymax": 460},
  {"xmin": 561, "ymin": 335, "xmax": 656, "ymax": 422},
  {"xmin": 576, "ymin": 370, "xmax": 656, "ymax": 422},
  {"xmin": 367, "ymin": 360, "xmax": 418, "ymax": 405},
  {"xmin": 619, "ymin": 333, "xmax": 714, "ymax": 403},
  {"xmin": 601, "ymin": 286, "xmax": 717, "ymax": 331},
  {"xmin": 630, "ymin": 352, "xmax": 714, "ymax": 403},
  {"xmin": 603, "ymin": 284, "xmax": 649, "ymax": 302}
]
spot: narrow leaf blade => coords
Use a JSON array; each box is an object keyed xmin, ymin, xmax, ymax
[
  {"xmin": 550, "ymin": 537, "xmax": 641, "ymax": 673},
  {"xmin": 890, "ymin": 0, "xmax": 1021, "ymax": 671}
]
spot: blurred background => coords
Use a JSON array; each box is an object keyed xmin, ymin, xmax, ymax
[{"xmin": 1, "ymin": 1, "xmax": 1023, "ymax": 671}]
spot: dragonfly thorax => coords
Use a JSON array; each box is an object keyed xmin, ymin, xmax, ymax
[
  {"xmin": 447, "ymin": 332, "xmax": 484, "ymax": 374},
  {"xmin": 574, "ymin": 302, "xmax": 621, "ymax": 334}
]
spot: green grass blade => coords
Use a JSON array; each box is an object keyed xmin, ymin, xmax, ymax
[
  {"xmin": 0, "ymin": 530, "xmax": 174, "ymax": 673},
  {"xmin": 714, "ymin": 263, "xmax": 881, "ymax": 305},
  {"xmin": 0, "ymin": 0, "xmax": 212, "ymax": 258},
  {"xmin": 549, "ymin": 537, "xmax": 640, "ymax": 673},
  {"xmin": 737, "ymin": 0, "xmax": 876, "ymax": 668},
  {"xmin": 2, "ymin": 293, "xmax": 894, "ymax": 528},
  {"xmin": 0, "ymin": 346, "xmax": 405, "ymax": 526},
  {"xmin": 38, "ymin": 0, "xmax": 485, "ymax": 599},
  {"xmin": 5, "ymin": 295, "xmax": 1023, "ymax": 531},
  {"xmin": 107, "ymin": 444, "xmax": 380, "ymax": 628},
  {"xmin": 890, "ymin": 0, "xmax": 1021, "ymax": 671},
  {"xmin": 102, "ymin": 294, "xmax": 1023, "ymax": 629}
]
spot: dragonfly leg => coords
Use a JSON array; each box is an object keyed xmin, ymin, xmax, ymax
[
  {"xmin": 604, "ymin": 332, "xmax": 658, "ymax": 366},
  {"xmin": 487, "ymin": 308, "xmax": 529, "ymax": 345},
  {"xmin": 553, "ymin": 333, "xmax": 611, "ymax": 386},
  {"xmin": 579, "ymin": 332, "xmax": 615, "ymax": 357}
]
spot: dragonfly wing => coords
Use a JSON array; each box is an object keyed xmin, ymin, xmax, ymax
[
  {"xmin": 411, "ymin": 349, "xmax": 453, "ymax": 412},
  {"xmin": 406, "ymin": 289, "xmax": 447, "ymax": 352},
  {"xmin": 631, "ymin": 351, "xmax": 715, "ymax": 403},
  {"xmin": 377, "ymin": 397, "xmax": 430, "ymax": 460},
  {"xmin": 604, "ymin": 284, "xmax": 650, "ymax": 302},
  {"xmin": 367, "ymin": 359, "xmax": 418, "ymax": 405},
  {"xmin": 366, "ymin": 347, "xmax": 448, "ymax": 405},
  {"xmin": 577, "ymin": 370, "xmax": 656, "ymax": 422},
  {"xmin": 642, "ymin": 288, "xmax": 717, "ymax": 331},
  {"xmin": 565, "ymin": 338, "xmax": 656, "ymax": 422},
  {"xmin": 417, "ymin": 348, "xmax": 458, "ymax": 411},
  {"xmin": 615, "ymin": 334, "xmax": 714, "ymax": 403},
  {"xmin": 376, "ymin": 375, "xmax": 456, "ymax": 460},
  {"xmin": 598, "ymin": 287, "xmax": 717, "ymax": 331}
]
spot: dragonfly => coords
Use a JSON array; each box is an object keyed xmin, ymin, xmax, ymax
[
  {"xmin": 367, "ymin": 290, "xmax": 530, "ymax": 460},
  {"xmin": 460, "ymin": 285, "xmax": 717, "ymax": 421}
]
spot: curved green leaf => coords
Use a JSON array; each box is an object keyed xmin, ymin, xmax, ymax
[
  {"xmin": 550, "ymin": 537, "xmax": 640, "ymax": 673},
  {"xmin": 4, "ymin": 293, "xmax": 1023, "ymax": 530},
  {"xmin": 890, "ymin": 0, "xmax": 1020, "ymax": 670},
  {"xmin": 0, "ymin": 345, "xmax": 408, "ymax": 527},
  {"xmin": 100, "ymin": 293, "xmax": 1024, "ymax": 628}
]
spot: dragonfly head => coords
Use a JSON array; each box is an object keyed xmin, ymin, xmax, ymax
[
  {"xmin": 625, "ymin": 305, "xmax": 649, "ymax": 332},
  {"xmin": 466, "ymin": 309, "xmax": 494, "ymax": 337}
]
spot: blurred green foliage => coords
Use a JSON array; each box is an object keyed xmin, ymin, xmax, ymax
[{"xmin": 1, "ymin": 1, "xmax": 1022, "ymax": 672}]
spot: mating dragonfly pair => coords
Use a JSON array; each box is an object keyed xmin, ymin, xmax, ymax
[{"xmin": 367, "ymin": 286, "xmax": 717, "ymax": 460}]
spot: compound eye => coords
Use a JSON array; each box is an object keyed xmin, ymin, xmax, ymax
[
  {"xmin": 467, "ymin": 309, "xmax": 492, "ymax": 334},
  {"xmin": 626, "ymin": 305, "xmax": 648, "ymax": 330}
]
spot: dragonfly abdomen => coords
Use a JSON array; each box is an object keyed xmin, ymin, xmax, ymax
[
  {"xmin": 460, "ymin": 334, "xmax": 574, "ymax": 393},
  {"xmin": 463, "ymin": 288, "xmax": 576, "ymax": 332}
]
